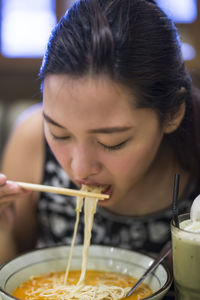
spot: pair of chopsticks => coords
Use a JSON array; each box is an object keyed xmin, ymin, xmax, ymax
[{"xmin": 7, "ymin": 181, "xmax": 109, "ymax": 200}]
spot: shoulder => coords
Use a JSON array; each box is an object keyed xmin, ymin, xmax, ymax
[
  {"xmin": 12, "ymin": 102, "xmax": 43, "ymax": 146},
  {"xmin": 1, "ymin": 102, "xmax": 44, "ymax": 184}
]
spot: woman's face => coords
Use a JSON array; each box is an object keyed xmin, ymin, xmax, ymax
[{"xmin": 43, "ymin": 74, "xmax": 167, "ymax": 212}]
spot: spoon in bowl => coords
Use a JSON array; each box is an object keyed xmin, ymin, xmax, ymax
[{"xmin": 126, "ymin": 240, "xmax": 172, "ymax": 298}]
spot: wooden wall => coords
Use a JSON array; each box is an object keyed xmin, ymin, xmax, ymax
[{"xmin": 0, "ymin": 0, "xmax": 199, "ymax": 103}]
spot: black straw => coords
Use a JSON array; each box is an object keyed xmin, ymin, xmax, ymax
[{"xmin": 172, "ymin": 173, "xmax": 180, "ymax": 228}]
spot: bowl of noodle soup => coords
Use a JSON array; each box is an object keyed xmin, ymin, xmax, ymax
[{"xmin": 0, "ymin": 244, "xmax": 172, "ymax": 300}]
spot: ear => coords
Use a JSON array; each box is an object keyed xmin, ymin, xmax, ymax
[{"xmin": 164, "ymin": 102, "xmax": 185, "ymax": 134}]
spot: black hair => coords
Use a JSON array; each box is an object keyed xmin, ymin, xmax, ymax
[{"xmin": 39, "ymin": 0, "xmax": 200, "ymax": 181}]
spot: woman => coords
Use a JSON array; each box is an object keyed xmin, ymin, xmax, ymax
[{"xmin": 0, "ymin": 0, "xmax": 200, "ymax": 263}]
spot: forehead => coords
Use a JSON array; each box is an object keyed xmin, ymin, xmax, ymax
[
  {"xmin": 43, "ymin": 74, "xmax": 135, "ymax": 104},
  {"xmin": 43, "ymin": 74, "xmax": 161, "ymax": 134},
  {"xmin": 43, "ymin": 74, "xmax": 137, "ymax": 122}
]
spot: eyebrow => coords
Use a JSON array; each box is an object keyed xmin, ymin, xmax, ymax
[
  {"xmin": 88, "ymin": 127, "xmax": 132, "ymax": 134},
  {"xmin": 43, "ymin": 112, "xmax": 132, "ymax": 133},
  {"xmin": 43, "ymin": 112, "xmax": 65, "ymax": 128}
]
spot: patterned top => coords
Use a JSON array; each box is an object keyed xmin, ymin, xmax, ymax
[{"xmin": 36, "ymin": 142, "xmax": 199, "ymax": 254}]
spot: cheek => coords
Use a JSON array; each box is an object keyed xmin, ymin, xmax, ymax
[
  {"xmin": 129, "ymin": 138, "xmax": 162, "ymax": 175},
  {"xmin": 106, "ymin": 135, "xmax": 163, "ymax": 180}
]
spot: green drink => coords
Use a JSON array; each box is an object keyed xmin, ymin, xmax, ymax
[{"xmin": 171, "ymin": 213, "xmax": 200, "ymax": 300}]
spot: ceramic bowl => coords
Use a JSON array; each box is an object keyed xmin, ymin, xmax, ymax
[{"xmin": 0, "ymin": 245, "xmax": 172, "ymax": 299}]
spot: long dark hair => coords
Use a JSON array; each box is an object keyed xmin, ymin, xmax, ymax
[{"xmin": 39, "ymin": 0, "xmax": 200, "ymax": 181}]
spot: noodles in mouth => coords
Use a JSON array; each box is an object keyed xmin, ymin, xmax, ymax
[
  {"xmin": 13, "ymin": 185, "xmax": 153, "ymax": 299},
  {"xmin": 64, "ymin": 184, "xmax": 101, "ymax": 287}
]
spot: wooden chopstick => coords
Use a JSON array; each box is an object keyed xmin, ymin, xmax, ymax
[{"xmin": 7, "ymin": 181, "xmax": 109, "ymax": 200}]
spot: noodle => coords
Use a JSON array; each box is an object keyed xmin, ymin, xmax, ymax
[
  {"xmin": 25, "ymin": 282, "xmax": 129, "ymax": 299},
  {"xmin": 13, "ymin": 270, "xmax": 152, "ymax": 299},
  {"xmin": 77, "ymin": 185, "xmax": 100, "ymax": 286},
  {"xmin": 13, "ymin": 185, "xmax": 153, "ymax": 299},
  {"xmin": 65, "ymin": 185, "xmax": 101, "ymax": 286},
  {"xmin": 64, "ymin": 195, "xmax": 83, "ymax": 284}
]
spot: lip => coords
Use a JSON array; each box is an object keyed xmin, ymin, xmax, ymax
[
  {"xmin": 75, "ymin": 180, "xmax": 105, "ymax": 188},
  {"xmin": 102, "ymin": 185, "xmax": 113, "ymax": 195},
  {"xmin": 75, "ymin": 180, "xmax": 111, "ymax": 190},
  {"xmin": 75, "ymin": 180, "xmax": 113, "ymax": 199},
  {"xmin": 98, "ymin": 186, "xmax": 113, "ymax": 206}
]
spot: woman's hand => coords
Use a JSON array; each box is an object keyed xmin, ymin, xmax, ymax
[
  {"xmin": 0, "ymin": 173, "xmax": 19, "ymax": 232},
  {"xmin": 0, "ymin": 202, "xmax": 17, "ymax": 263},
  {"xmin": 0, "ymin": 173, "xmax": 20, "ymax": 199},
  {"xmin": 0, "ymin": 172, "xmax": 32, "ymax": 231},
  {"xmin": 0, "ymin": 173, "xmax": 31, "ymax": 205},
  {"xmin": 0, "ymin": 173, "xmax": 32, "ymax": 263},
  {"xmin": 0, "ymin": 195, "xmax": 17, "ymax": 264}
]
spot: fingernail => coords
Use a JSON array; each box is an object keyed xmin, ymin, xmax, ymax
[
  {"xmin": 9, "ymin": 183, "xmax": 19, "ymax": 192},
  {"xmin": 0, "ymin": 174, "xmax": 6, "ymax": 181}
]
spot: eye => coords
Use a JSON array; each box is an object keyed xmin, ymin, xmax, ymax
[
  {"xmin": 50, "ymin": 132, "xmax": 70, "ymax": 141},
  {"xmin": 98, "ymin": 140, "xmax": 129, "ymax": 151}
]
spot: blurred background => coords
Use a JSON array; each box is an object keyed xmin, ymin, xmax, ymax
[{"xmin": 0, "ymin": 0, "xmax": 199, "ymax": 157}]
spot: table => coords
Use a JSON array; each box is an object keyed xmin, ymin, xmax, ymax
[{"xmin": 163, "ymin": 290, "xmax": 175, "ymax": 299}]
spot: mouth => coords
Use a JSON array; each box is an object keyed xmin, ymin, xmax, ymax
[
  {"xmin": 97, "ymin": 185, "xmax": 113, "ymax": 205},
  {"xmin": 74, "ymin": 180, "xmax": 113, "ymax": 200},
  {"xmin": 102, "ymin": 185, "xmax": 112, "ymax": 196}
]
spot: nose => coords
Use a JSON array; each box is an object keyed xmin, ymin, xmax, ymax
[{"xmin": 70, "ymin": 144, "xmax": 102, "ymax": 180}]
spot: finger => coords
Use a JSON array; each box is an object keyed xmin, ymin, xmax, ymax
[
  {"xmin": 0, "ymin": 179, "xmax": 21, "ymax": 198},
  {"xmin": 0, "ymin": 173, "xmax": 7, "ymax": 185},
  {"xmin": 6, "ymin": 180, "xmax": 34, "ymax": 194},
  {"xmin": 0, "ymin": 201, "xmax": 11, "ymax": 209},
  {"xmin": 0, "ymin": 202, "xmax": 15, "ymax": 229},
  {"xmin": 0, "ymin": 176, "xmax": 32, "ymax": 199},
  {"xmin": 2, "ymin": 181, "xmax": 21, "ymax": 194},
  {"xmin": 3, "ymin": 202, "xmax": 15, "ymax": 224}
]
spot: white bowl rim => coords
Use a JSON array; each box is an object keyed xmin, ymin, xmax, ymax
[{"xmin": 0, "ymin": 244, "xmax": 172, "ymax": 300}]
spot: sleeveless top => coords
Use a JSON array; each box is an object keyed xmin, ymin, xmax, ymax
[{"xmin": 36, "ymin": 142, "xmax": 199, "ymax": 254}]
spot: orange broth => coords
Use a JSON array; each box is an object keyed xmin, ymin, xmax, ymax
[{"xmin": 13, "ymin": 270, "xmax": 153, "ymax": 299}]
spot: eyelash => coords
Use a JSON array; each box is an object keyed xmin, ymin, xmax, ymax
[
  {"xmin": 51, "ymin": 133, "xmax": 128, "ymax": 151},
  {"xmin": 51, "ymin": 133, "xmax": 70, "ymax": 141},
  {"xmin": 98, "ymin": 140, "xmax": 128, "ymax": 151}
]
